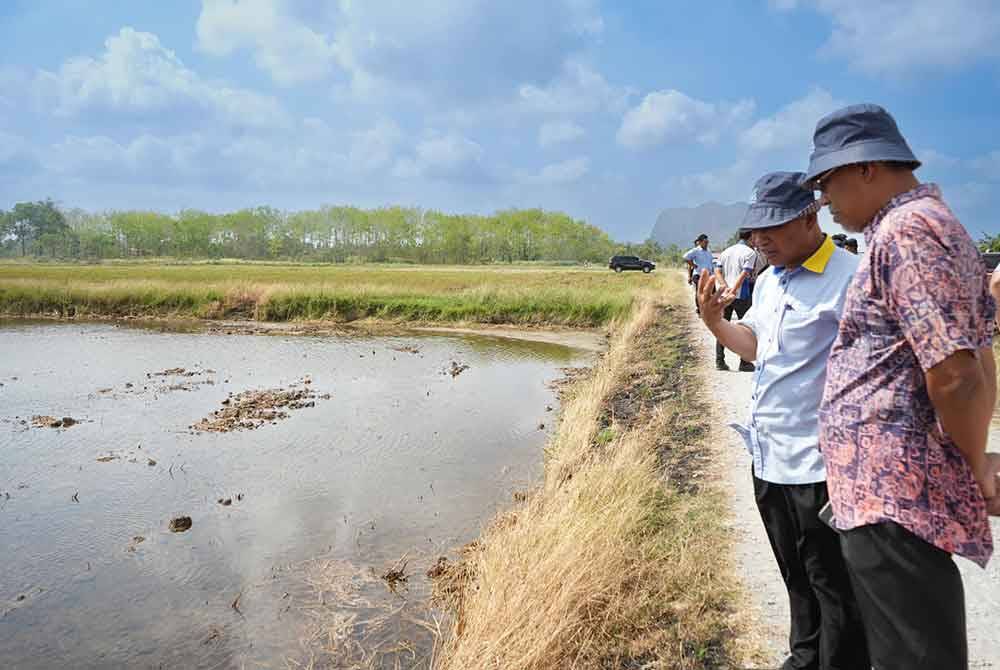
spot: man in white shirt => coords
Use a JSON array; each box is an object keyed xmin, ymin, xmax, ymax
[
  {"xmin": 683, "ymin": 233, "xmax": 714, "ymax": 316},
  {"xmin": 714, "ymin": 230, "xmax": 764, "ymax": 371}
]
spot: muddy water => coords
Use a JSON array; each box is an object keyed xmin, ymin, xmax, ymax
[{"xmin": 0, "ymin": 320, "xmax": 591, "ymax": 669}]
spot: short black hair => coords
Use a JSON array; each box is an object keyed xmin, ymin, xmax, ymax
[{"xmin": 739, "ymin": 229, "xmax": 752, "ymax": 241}]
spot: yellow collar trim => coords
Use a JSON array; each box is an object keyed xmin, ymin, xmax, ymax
[{"xmin": 801, "ymin": 234, "xmax": 835, "ymax": 274}]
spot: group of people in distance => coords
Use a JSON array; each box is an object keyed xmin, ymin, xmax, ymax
[{"xmin": 686, "ymin": 104, "xmax": 999, "ymax": 670}]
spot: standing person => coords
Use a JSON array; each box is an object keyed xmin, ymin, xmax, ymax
[
  {"xmin": 807, "ymin": 103, "xmax": 1000, "ymax": 670},
  {"xmin": 714, "ymin": 230, "xmax": 762, "ymax": 372},
  {"xmin": 697, "ymin": 171, "xmax": 869, "ymax": 670},
  {"xmin": 683, "ymin": 233, "xmax": 714, "ymax": 314}
]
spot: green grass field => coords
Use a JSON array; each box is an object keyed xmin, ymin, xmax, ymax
[{"xmin": 0, "ymin": 262, "xmax": 661, "ymax": 327}]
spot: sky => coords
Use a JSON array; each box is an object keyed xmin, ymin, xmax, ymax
[{"xmin": 1, "ymin": 0, "xmax": 999, "ymax": 242}]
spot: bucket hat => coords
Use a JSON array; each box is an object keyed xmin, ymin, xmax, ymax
[
  {"xmin": 804, "ymin": 104, "xmax": 920, "ymax": 186},
  {"xmin": 740, "ymin": 171, "xmax": 821, "ymax": 230}
]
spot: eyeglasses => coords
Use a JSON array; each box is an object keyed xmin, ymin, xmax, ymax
[{"xmin": 813, "ymin": 165, "xmax": 843, "ymax": 193}]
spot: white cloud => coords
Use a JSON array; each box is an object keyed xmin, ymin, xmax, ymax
[
  {"xmin": 43, "ymin": 133, "xmax": 219, "ymax": 183},
  {"xmin": 617, "ymin": 90, "xmax": 754, "ymax": 150},
  {"xmin": 919, "ymin": 148, "xmax": 962, "ymax": 170},
  {"xmin": 776, "ymin": 0, "xmax": 1000, "ymax": 75},
  {"xmin": 0, "ymin": 131, "xmax": 38, "ymax": 176},
  {"xmin": 671, "ymin": 160, "xmax": 755, "ymax": 205},
  {"xmin": 519, "ymin": 61, "xmax": 632, "ymax": 115},
  {"xmin": 37, "ymin": 27, "xmax": 288, "ymax": 128},
  {"xmin": 196, "ymin": 0, "xmax": 337, "ymax": 85},
  {"xmin": 970, "ymin": 150, "xmax": 1000, "ymax": 176},
  {"xmin": 539, "ymin": 120, "xmax": 585, "ymax": 148},
  {"xmin": 739, "ymin": 88, "xmax": 842, "ymax": 153},
  {"xmin": 196, "ymin": 0, "xmax": 605, "ymax": 105},
  {"xmin": 349, "ymin": 119, "xmax": 403, "ymax": 172},
  {"xmin": 523, "ymin": 157, "xmax": 590, "ymax": 185},
  {"xmin": 392, "ymin": 133, "xmax": 485, "ymax": 180}
]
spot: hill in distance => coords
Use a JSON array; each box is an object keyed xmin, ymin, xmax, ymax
[{"xmin": 649, "ymin": 202, "xmax": 747, "ymax": 250}]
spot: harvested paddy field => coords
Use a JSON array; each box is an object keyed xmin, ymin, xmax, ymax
[{"xmin": 0, "ymin": 262, "xmax": 651, "ymax": 327}]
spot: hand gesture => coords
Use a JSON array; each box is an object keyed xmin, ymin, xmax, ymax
[
  {"xmin": 697, "ymin": 269, "xmax": 744, "ymax": 326},
  {"xmin": 976, "ymin": 452, "xmax": 1000, "ymax": 516}
]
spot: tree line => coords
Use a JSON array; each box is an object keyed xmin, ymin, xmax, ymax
[{"xmin": 0, "ymin": 199, "xmax": 683, "ymax": 265}]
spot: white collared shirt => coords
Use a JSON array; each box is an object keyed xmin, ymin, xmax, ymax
[{"xmin": 735, "ymin": 236, "xmax": 858, "ymax": 484}]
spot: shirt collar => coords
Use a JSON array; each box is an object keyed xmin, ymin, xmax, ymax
[
  {"xmin": 800, "ymin": 234, "xmax": 836, "ymax": 274},
  {"xmin": 864, "ymin": 183, "xmax": 941, "ymax": 244}
]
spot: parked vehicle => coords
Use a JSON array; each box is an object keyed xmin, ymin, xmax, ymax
[
  {"xmin": 982, "ymin": 251, "xmax": 1000, "ymax": 272},
  {"xmin": 608, "ymin": 255, "xmax": 656, "ymax": 273}
]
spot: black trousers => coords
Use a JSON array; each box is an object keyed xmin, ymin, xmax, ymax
[
  {"xmin": 840, "ymin": 521, "xmax": 967, "ymax": 670},
  {"xmin": 716, "ymin": 298, "xmax": 752, "ymax": 364},
  {"xmin": 753, "ymin": 475, "xmax": 870, "ymax": 670}
]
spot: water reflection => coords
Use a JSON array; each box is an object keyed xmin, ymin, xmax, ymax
[{"xmin": 0, "ymin": 321, "xmax": 591, "ymax": 669}]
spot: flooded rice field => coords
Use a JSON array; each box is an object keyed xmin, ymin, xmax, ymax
[{"xmin": 0, "ymin": 320, "xmax": 592, "ymax": 669}]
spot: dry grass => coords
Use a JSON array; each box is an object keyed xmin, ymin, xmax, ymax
[{"xmin": 430, "ymin": 274, "xmax": 742, "ymax": 669}]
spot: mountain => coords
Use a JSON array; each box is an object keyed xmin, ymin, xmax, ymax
[{"xmin": 649, "ymin": 202, "xmax": 747, "ymax": 249}]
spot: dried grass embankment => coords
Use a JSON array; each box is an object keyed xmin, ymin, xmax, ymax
[
  {"xmin": 430, "ymin": 275, "xmax": 743, "ymax": 669},
  {"xmin": 0, "ymin": 263, "xmax": 643, "ymax": 327}
]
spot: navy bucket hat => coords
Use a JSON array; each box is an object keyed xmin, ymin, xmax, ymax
[
  {"xmin": 740, "ymin": 171, "xmax": 821, "ymax": 230},
  {"xmin": 804, "ymin": 104, "xmax": 920, "ymax": 185}
]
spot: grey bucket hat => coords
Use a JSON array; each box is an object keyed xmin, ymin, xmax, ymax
[
  {"xmin": 804, "ymin": 104, "xmax": 920, "ymax": 185},
  {"xmin": 740, "ymin": 171, "xmax": 821, "ymax": 230}
]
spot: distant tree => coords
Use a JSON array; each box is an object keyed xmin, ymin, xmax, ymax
[
  {"xmin": 979, "ymin": 232, "xmax": 1000, "ymax": 253},
  {"xmin": 9, "ymin": 199, "xmax": 70, "ymax": 257},
  {"xmin": 0, "ymin": 199, "xmax": 629, "ymax": 264}
]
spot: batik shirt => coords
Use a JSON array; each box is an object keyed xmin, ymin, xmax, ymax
[{"xmin": 820, "ymin": 184, "xmax": 996, "ymax": 566}]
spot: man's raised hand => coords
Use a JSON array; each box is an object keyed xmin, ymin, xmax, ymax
[{"xmin": 697, "ymin": 269, "xmax": 737, "ymax": 326}]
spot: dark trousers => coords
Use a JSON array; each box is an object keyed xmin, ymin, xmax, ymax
[
  {"xmin": 840, "ymin": 522, "xmax": 967, "ymax": 670},
  {"xmin": 753, "ymin": 475, "xmax": 870, "ymax": 670},
  {"xmin": 716, "ymin": 298, "xmax": 751, "ymax": 364}
]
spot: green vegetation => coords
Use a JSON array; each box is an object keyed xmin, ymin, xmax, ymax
[
  {"xmin": 980, "ymin": 232, "xmax": 1000, "ymax": 253},
  {"xmin": 0, "ymin": 199, "xmax": 683, "ymax": 268},
  {"xmin": 0, "ymin": 263, "xmax": 654, "ymax": 326},
  {"xmin": 0, "ymin": 200, "xmax": 624, "ymax": 264}
]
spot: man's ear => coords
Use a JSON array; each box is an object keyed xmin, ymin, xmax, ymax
[{"xmin": 859, "ymin": 162, "xmax": 877, "ymax": 184}]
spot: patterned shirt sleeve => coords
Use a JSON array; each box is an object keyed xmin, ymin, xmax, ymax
[{"xmin": 882, "ymin": 211, "xmax": 994, "ymax": 372}]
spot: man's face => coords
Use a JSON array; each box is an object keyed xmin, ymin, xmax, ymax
[
  {"xmin": 816, "ymin": 164, "xmax": 876, "ymax": 233},
  {"xmin": 750, "ymin": 215, "xmax": 815, "ymax": 268},
  {"xmin": 698, "ymin": 239, "xmax": 708, "ymax": 249}
]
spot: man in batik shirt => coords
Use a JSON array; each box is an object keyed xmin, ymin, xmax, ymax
[{"xmin": 806, "ymin": 103, "xmax": 1000, "ymax": 669}]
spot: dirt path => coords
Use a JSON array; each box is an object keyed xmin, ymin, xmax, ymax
[{"xmin": 689, "ymin": 305, "xmax": 1000, "ymax": 668}]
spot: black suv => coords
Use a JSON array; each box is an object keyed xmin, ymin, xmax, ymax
[{"xmin": 608, "ymin": 255, "xmax": 656, "ymax": 273}]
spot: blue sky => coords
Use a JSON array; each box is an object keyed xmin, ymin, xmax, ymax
[{"xmin": 1, "ymin": 0, "xmax": 999, "ymax": 242}]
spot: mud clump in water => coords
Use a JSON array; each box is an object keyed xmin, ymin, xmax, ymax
[
  {"xmin": 191, "ymin": 381, "xmax": 322, "ymax": 433},
  {"xmin": 169, "ymin": 516, "xmax": 193, "ymax": 533},
  {"xmin": 148, "ymin": 367, "xmax": 215, "ymax": 378},
  {"xmin": 447, "ymin": 361, "xmax": 470, "ymax": 378},
  {"xmin": 31, "ymin": 415, "xmax": 79, "ymax": 429},
  {"xmin": 380, "ymin": 558, "xmax": 409, "ymax": 594}
]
